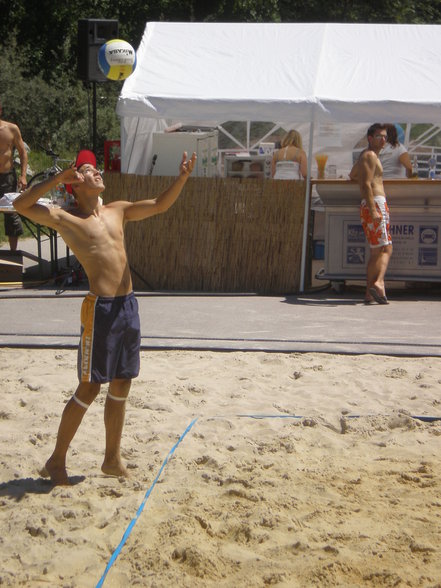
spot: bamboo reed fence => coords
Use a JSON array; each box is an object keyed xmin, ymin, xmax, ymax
[{"xmin": 103, "ymin": 174, "xmax": 307, "ymax": 293}]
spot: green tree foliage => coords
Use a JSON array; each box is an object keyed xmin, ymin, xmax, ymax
[
  {"xmin": 187, "ymin": 0, "xmax": 280, "ymax": 22},
  {"xmin": 2, "ymin": 0, "xmax": 440, "ymax": 81},
  {"xmin": 1, "ymin": 0, "xmax": 171, "ymax": 81},
  {"xmin": 1, "ymin": 0, "xmax": 440, "ymax": 163},
  {"xmin": 0, "ymin": 36, "xmax": 121, "ymax": 161},
  {"xmin": 277, "ymin": 0, "xmax": 441, "ymax": 23}
]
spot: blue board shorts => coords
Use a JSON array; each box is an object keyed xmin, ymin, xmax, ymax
[{"xmin": 78, "ymin": 292, "xmax": 141, "ymax": 383}]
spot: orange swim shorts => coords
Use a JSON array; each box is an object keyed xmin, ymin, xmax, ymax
[{"xmin": 360, "ymin": 196, "xmax": 392, "ymax": 248}]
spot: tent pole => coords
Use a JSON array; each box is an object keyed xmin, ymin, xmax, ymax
[
  {"xmin": 404, "ymin": 123, "xmax": 411, "ymax": 147},
  {"xmin": 299, "ymin": 117, "xmax": 315, "ymax": 293},
  {"xmin": 125, "ymin": 117, "xmax": 140, "ymax": 173}
]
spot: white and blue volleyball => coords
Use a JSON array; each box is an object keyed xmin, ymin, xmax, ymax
[{"xmin": 98, "ymin": 39, "xmax": 136, "ymax": 81}]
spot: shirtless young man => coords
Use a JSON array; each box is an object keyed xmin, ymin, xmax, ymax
[
  {"xmin": 14, "ymin": 148, "xmax": 196, "ymax": 485},
  {"xmin": 0, "ymin": 99, "xmax": 28, "ymax": 250},
  {"xmin": 350, "ymin": 123, "xmax": 392, "ymax": 304}
]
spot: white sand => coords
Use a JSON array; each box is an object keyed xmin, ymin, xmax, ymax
[{"xmin": 1, "ymin": 348, "xmax": 440, "ymax": 587}]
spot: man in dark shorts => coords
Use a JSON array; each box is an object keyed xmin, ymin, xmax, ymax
[
  {"xmin": 0, "ymin": 99, "xmax": 27, "ymax": 250},
  {"xmin": 14, "ymin": 148, "xmax": 196, "ymax": 485}
]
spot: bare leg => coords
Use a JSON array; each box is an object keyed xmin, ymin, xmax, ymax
[
  {"xmin": 43, "ymin": 382, "xmax": 101, "ymax": 485},
  {"xmin": 101, "ymin": 378, "xmax": 131, "ymax": 477},
  {"xmin": 365, "ymin": 244, "xmax": 392, "ymax": 300}
]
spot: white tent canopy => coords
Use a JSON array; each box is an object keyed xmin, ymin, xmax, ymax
[
  {"xmin": 118, "ymin": 21, "xmax": 441, "ymax": 123},
  {"xmin": 116, "ymin": 22, "xmax": 441, "ymax": 290},
  {"xmin": 117, "ymin": 22, "xmax": 441, "ymax": 174}
]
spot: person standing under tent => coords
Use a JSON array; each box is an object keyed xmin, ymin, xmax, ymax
[
  {"xmin": 350, "ymin": 123, "xmax": 392, "ymax": 305},
  {"xmin": 379, "ymin": 123, "xmax": 413, "ymax": 178},
  {"xmin": 272, "ymin": 130, "xmax": 307, "ymax": 180}
]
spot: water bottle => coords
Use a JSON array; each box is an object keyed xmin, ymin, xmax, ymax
[
  {"xmin": 412, "ymin": 155, "xmax": 419, "ymax": 178},
  {"xmin": 429, "ymin": 156, "xmax": 436, "ymax": 180}
]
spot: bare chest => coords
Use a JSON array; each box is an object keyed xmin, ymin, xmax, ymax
[
  {"xmin": 60, "ymin": 210, "xmax": 125, "ymax": 255},
  {"xmin": 0, "ymin": 124, "xmax": 14, "ymax": 144},
  {"xmin": 0, "ymin": 125, "xmax": 14, "ymax": 156}
]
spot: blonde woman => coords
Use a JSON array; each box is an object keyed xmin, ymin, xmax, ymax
[{"xmin": 272, "ymin": 130, "xmax": 307, "ymax": 180}]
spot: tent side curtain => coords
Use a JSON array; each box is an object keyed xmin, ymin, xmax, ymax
[{"xmin": 121, "ymin": 117, "xmax": 168, "ymax": 174}]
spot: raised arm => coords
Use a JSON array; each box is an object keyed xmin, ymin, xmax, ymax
[
  {"xmin": 123, "ymin": 152, "xmax": 196, "ymax": 222},
  {"xmin": 13, "ymin": 166, "xmax": 82, "ymax": 228}
]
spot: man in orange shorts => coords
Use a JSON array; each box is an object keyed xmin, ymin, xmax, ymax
[{"xmin": 350, "ymin": 123, "xmax": 392, "ymax": 304}]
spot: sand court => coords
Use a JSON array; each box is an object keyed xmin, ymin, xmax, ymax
[{"xmin": 1, "ymin": 348, "xmax": 441, "ymax": 587}]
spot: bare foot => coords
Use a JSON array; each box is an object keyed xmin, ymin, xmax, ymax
[
  {"xmin": 101, "ymin": 460, "xmax": 130, "ymax": 478},
  {"xmin": 40, "ymin": 459, "xmax": 70, "ymax": 486}
]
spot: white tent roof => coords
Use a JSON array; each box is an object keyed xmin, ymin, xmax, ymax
[{"xmin": 117, "ymin": 22, "xmax": 441, "ymax": 124}]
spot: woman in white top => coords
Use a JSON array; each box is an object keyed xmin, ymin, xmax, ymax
[
  {"xmin": 380, "ymin": 124, "xmax": 412, "ymax": 178},
  {"xmin": 272, "ymin": 130, "xmax": 308, "ymax": 180}
]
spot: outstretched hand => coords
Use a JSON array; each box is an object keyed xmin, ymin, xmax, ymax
[{"xmin": 179, "ymin": 152, "xmax": 197, "ymax": 178}]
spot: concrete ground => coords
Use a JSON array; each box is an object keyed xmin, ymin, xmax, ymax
[{"xmin": 1, "ymin": 234, "xmax": 440, "ymax": 356}]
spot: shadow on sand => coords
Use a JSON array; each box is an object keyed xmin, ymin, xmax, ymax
[{"xmin": 0, "ymin": 475, "xmax": 86, "ymax": 500}]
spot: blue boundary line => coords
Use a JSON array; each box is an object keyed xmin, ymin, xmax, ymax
[
  {"xmin": 95, "ymin": 417, "xmax": 199, "ymax": 588},
  {"xmin": 95, "ymin": 412, "xmax": 441, "ymax": 586}
]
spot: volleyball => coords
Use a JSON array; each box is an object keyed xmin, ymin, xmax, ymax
[{"xmin": 98, "ymin": 39, "xmax": 137, "ymax": 81}]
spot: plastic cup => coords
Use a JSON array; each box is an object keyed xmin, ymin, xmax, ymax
[{"xmin": 315, "ymin": 154, "xmax": 328, "ymax": 179}]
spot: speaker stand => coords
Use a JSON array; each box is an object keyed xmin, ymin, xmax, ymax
[{"xmin": 92, "ymin": 81, "xmax": 97, "ymax": 154}]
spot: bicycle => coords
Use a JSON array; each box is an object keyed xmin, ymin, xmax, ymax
[{"xmin": 27, "ymin": 146, "xmax": 73, "ymax": 205}]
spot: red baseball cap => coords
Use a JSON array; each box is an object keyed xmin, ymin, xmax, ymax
[{"xmin": 65, "ymin": 149, "xmax": 97, "ymax": 194}]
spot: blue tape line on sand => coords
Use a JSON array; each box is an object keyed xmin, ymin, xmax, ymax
[
  {"xmin": 96, "ymin": 411, "xmax": 441, "ymax": 586},
  {"xmin": 236, "ymin": 414, "xmax": 441, "ymax": 423},
  {"xmin": 236, "ymin": 414, "xmax": 302, "ymax": 419},
  {"xmin": 95, "ymin": 417, "xmax": 199, "ymax": 588}
]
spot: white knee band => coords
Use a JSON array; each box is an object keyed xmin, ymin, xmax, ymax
[
  {"xmin": 107, "ymin": 392, "xmax": 127, "ymax": 402},
  {"xmin": 72, "ymin": 394, "xmax": 90, "ymax": 410}
]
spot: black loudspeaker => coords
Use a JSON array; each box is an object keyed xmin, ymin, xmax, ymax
[{"xmin": 77, "ymin": 19, "xmax": 119, "ymax": 82}]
